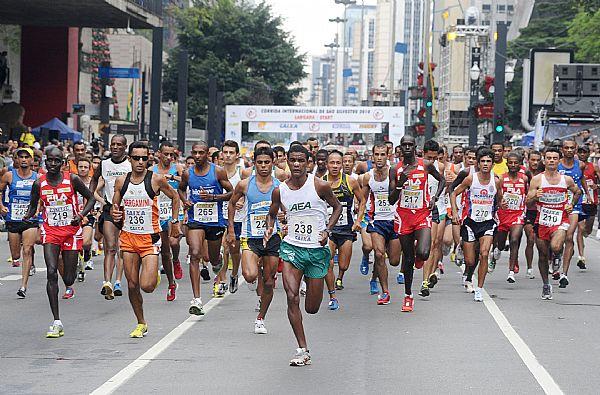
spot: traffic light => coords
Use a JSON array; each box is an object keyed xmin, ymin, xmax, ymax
[
  {"xmin": 143, "ymin": 91, "xmax": 149, "ymax": 105},
  {"xmin": 426, "ymin": 99, "xmax": 433, "ymax": 108},
  {"xmin": 494, "ymin": 114, "xmax": 505, "ymax": 133}
]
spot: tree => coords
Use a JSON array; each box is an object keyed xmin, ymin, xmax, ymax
[
  {"xmin": 565, "ymin": 8, "xmax": 600, "ymax": 63},
  {"xmin": 163, "ymin": 0, "xmax": 306, "ymax": 128}
]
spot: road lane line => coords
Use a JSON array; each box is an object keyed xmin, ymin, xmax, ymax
[
  {"xmin": 91, "ymin": 280, "xmax": 245, "ymax": 395},
  {"xmin": 0, "ymin": 268, "xmax": 46, "ymax": 281},
  {"xmin": 481, "ymin": 289, "xmax": 563, "ymax": 395}
]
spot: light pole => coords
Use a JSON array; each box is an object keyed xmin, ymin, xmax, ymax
[
  {"xmin": 469, "ymin": 47, "xmax": 481, "ymax": 146},
  {"xmin": 335, "ymin": 0, "xmax": 356, "ymax": 106}
]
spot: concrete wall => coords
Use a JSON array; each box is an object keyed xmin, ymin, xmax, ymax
[{"xmin": 0, "ymin": 25, "xmax": 21, "ymax": 104}]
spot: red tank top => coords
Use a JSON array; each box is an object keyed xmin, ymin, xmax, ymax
[
  {"xmin": 39, "ymin": 172, "xmax": 81, "ymax": 229},
  {"xmin": 395, "ymin": 158, "xmax": 429, "ymax": 213},
  {"xmin": 536, "ymin": 174, "xmax": 568, "ymax": 227},
  {"xmin": 499, "ymin": 172, "xmax": 527, "ymax": 214},
  {"xmin": 583, "ymin": 162, "xmax": 598, "ymax": 205}
]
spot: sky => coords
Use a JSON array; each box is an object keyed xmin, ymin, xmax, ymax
[{"xmin": 265, "ymin": 0, "xmax": 377, "ymax": 60}]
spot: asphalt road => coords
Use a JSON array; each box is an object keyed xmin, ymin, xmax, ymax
[{"xmin": 1, "ymin": 232, "xmax": 599, "ymax": 394}]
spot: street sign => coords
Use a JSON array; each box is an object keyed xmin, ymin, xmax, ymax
[{"xmin": 98, "ymin": 67, "xmax": 140, "ymax": 79}]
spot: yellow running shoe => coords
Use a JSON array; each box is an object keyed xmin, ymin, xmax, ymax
[
  {"xmin": 157, "ymin": 270, "xmax": 161, "ymax": 287},
  {"xmin": 130, "ymin": 323, "xmax": 148, "ymax": 338},
  {"xmin": 46, "ymin": 323, "xmax": 64, "ymax": 338},
  {"xmin": 213, "ymin": 282, "xmax": 219, "ymax": 297}
]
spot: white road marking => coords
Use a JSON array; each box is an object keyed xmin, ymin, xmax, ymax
[
  {"xmin": 0, "ymin": 268, "xmax": 46, "ymax": 281},
  {"xmin": 481, "ymin": 289, "xmax": 563, "ymax": 395},
  {"xmin": 91, "ymin": 280, "xmax": 245, "ymax": 395}
]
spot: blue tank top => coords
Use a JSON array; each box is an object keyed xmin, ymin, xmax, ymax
[
  {"xmin": 367, "ymin": 160, "xmax": 373, "ymax": 171},
  {"xmin": 242, "ymin": 175, "xmax": 279, "ymax": 238},
  {"xmin": 558, "ymin": 159, "xmax": 583, "ymax": 209},
  {"xmin": 152, "ymin": 164, "xmax": 179, "ymax": 190},
  {"xmin": 7, "ymin": 169, "xmax": 37, "ymax": 222},
  {"xmin": 187, "ymin": 163, "xmax": 225, "ymax": 227}
]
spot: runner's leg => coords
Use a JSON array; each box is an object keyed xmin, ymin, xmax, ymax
[
  {"xmin": 336, "ymin": 239, "xmax": 353, "ymax": 281},
  {"xmin": 20, "ymin": 228, "xmax": 37, "ymax": 290},
  {"xmin": 159, "ymin": 229, "xmax": 175, "ymax": 287},
  {"xmin": 282, "ymin": 261, "xmax": 307, "ymax": 348},
  {"xmin": 258, "ymin": 255, "xmax": 278, "ymax": 319},
  {"xmin": 371, "ymin": 232, "xmax": 389, "ymax": 294},
  {"xmin": 187, "ymin": 229, "xmax": 205, "ymax": 298},
  {"xmin": 123, "ymin": 252, "xmax": 144, "ymax": 324},
  {"xmin": 524, "ymin": 223, "xmax": 535, "ymax": 272},
  {"xmin": 103, "ymin": 221, "xmax": 120, "ymax": 283},
  {"xmin": 562, "ymin": 214, "xmax": 578, "ymax": 275},
  {"xmin": 476, "ymin": 236, "xmax": 494, "ymax": 288},
  {"xmin": 508, "ymin": 225, "xmax": 524, "ymax": 272},
  {"xmin": 44, "ymin": 244, "xmax": 61, "ymax": 320},
  {"xmin": 8, "ymin": 231, "xmax": 22, "ymax": 263}
]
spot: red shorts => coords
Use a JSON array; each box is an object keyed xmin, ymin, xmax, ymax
[
  {"xmin": 536, "ymin": 221, "xmax": 570, "ymax": 241},
  {"xmin": 497, "ymin": 210, "xmax": 525, "ymax": 232},
  {"xmin": 40, "ymin": 225, "xmax": 83, "ymax": 251},
  {"xmin": 394, "ymin": 209, "xmax": 432, "ymax": 236}
]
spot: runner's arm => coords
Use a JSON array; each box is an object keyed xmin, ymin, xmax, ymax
[
  {"xmin": 494, "ymin": 177, "xmax": 504, "ymax": 209},
  {"xmin": 71, "ymin": 174, "xmax": 96, "ymax": 218},
  {"xmin": 525, "ymin": 175, "xmax": 541, "ymax": 205},
  {"xmin": 449, "ymin": 169, "xmax": 470, "ymax": 193},
  {"xmin": 227, "ymin": 179, "xmax": 247, "ymax": 233},
  {"xmin": 156, "ymin": 174, "xmax": 180, "ymax": 222},
  {"xmin": 566, "ymin": 176, "xmax": 582, "ymax": 207},
  {"xmin": 215, "ymin": 166, "xmax": 233, "ymax": 201},
  {"xmin": 88, "ymin": 160, "xmax": 102, "ymax": 200},
  {"xmin": 178, "ymin": 169, "xmax": 191, "ymax": 208},
  {"xmin": 94, "ymin": 177, "xmax": 106, "ymax": 206},
  {"xmin": 24, "ymin": 179, "xmax": 40, "ymax": 221},
  {"xmin": 388, "ymin": 166, "xmax": 401, "ymax": 205},
  {"xmin": 450, "ymin": 175, "xmax": 471, "ymax": 219},
  {"xmin": 349, "ymin": 177, "xmax": 365, "ymax": 230},
  {"xmin": 579, "ymin": 165, "xmax": 593, "ymax": 202},
  {"xmin": 317, "ymin": 177, "xmax": 342, "ymax": 233},
  {"xmin": 264, "ymin": 187, "xmax": 281, "ymax": 245},
  {"xmin": 426, "ymin": 160, "xmax": 446, "ymax": 201},
  {"xmin": 0, "ymin": 171, "xmax": 11, "ymax": 213},
  {"xmin": 110, "ymin": 176, "xmax": 125, "ymax": 223}
]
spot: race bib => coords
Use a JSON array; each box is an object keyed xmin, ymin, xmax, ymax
[
  {"xmin": 47, "ymin": 204, "xmax": 74, "ymax": 227},
  {"xmin": 289, "ymin": 215, "xmax": 318, "ymax": 244},
  {"xmin": 159, "ymin": 200, "xmax": 172, "ymax": 221},
  {"xmin": 10, "ymin": 202, "xmax": 29, "ymax": 221},
  {"xmin": 250, "ymin": 213, "xmax": 267, "ymax": 237},
  {"xmin": 539, "ymin": 207, "xmax": 562, "ymax": 227},
  {"xmin": 471, "ymin": 204, "xmax": 492, "ymax": 222},
  {"xmin": 327, "ymin": 204, "xmax": 348, "ymax": 227},
  {"xmin": 374, "ymin": 192, "xmax": 391, "ymax": 214},
  {"xmin": 503, "ymin": 192, "xmax": 522, "ymax": 211},
  {"xmin": 125, "ymin": 208, "xmax": 152, "ymax": 231},
  {"xmin": 193, "ymin": 202, "xmax": 218, "ymax": 223},
  {"xmin": 400, "ymin": 189, "xmax": 424, "ymax": 209}
]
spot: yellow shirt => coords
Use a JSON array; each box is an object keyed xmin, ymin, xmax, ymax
[
  {"xmin": 19, "ymin": 132, "xmax": 35, "ymax": 147},
  {"xmin": 492, "ymin": 159, "xmax": 508, "ymax": 178}
]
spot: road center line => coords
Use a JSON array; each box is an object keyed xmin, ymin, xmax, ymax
[
  {"xmin": 481, "ymin": 289, "xmax": 563, "ymax": 395},
  {"xmin": 91, "ymin": 280, "xmax": 245, "ymax": 395}
]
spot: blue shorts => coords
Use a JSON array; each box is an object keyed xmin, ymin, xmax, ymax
[
  {"xmin": 233, "ymin": 221, "xmax": 242, "ymax": 240},
  {"xmin": 367, "ymin": 220, "xmax": 398, "ymax": 241}
]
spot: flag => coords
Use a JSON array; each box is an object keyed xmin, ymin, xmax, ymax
[
  {"xmin": 395, "ymin": 42, "xmax": 408, "ymax": 54},
  {"xmin": 126, "ymin": 82, "xmax": 134, "ymax": 121},
  {"xmin": 533, "ymin": 110, "xmax": 543, "ymax": 150}
]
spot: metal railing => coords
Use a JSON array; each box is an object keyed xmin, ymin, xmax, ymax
[{"xmin": 127, "ymin": 0, "xmax": 163, "ymax": 16}]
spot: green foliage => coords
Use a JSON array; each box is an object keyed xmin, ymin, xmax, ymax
[
  {"xmin": 163, "ymin": 0, "xmax": 306, "ymax": 128},
  {"xmin": 564, "ymin": 8, "xmax": 600, "ymax": 62}
]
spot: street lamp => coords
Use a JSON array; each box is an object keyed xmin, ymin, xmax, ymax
[
  {"xmin": 468, "ymin": 48, "xmax": 481, "ymax": 146},
  {"xmin": 505, "ymin": 63, "xmax": 515, "ymax": 83},
  {"xmin": 470, "ymin": 63, "xmax": 481, "ymax": 81}
]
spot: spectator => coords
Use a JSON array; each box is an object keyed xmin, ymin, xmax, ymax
[{"xmin": 19, "ymin": 126, "xmax": 35, "ymax": 147}]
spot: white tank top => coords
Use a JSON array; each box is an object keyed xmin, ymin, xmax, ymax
[
  {"xmin": 121, "ymin": 173, "xmax": 160, "ymax": 235},
  {"xmin": 428, "ymin": 161, "xmax": 447, "ymax": 213},
  {"xmin": 368, "ymin": 168, "xmax": 395, "ymax": 221},
  {"xmin": 468, "ymin": 172, "xmax": 496, "ymax": 222},
  {"xmin": 280, "ymin": 174, "xmax": 327, "ymax": 248},
  {"xmin": 102, "ymin": 157, "xmax": 132, "ymax": 204},
  {"xmin": 223, "ymin": 166, "xmax": 244, "ymax": 223}
]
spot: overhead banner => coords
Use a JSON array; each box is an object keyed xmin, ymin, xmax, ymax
[{"xmin": 248, "ymin": 121, "xmax": 383, "ymax": 134}]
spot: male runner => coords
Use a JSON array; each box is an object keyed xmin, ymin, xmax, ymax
[
  {"xmin": 527, "ymin": 147, "xmax": 581, "ymax": 299},
  {"xmin": 314, "ymin": 149, "xmax": 328, "ymax": 178},
  {"xmin": 152, "ymin": 141, "xmax": 184, "ymax": 301},
  {"xmin": 89, "ymin": 135, "xmax": 131, "ymax": 299},
  {"xmin": 227, "ymin": 146, "xmax": 280, "ymax": 334},
  {"xmin": 111, "ymin": 141, "xmax": 181, "ymax": 337},
  {"xmin": 0, "ymin": 147, "xmax": 38, "ymax": 297},
  {"xmin": 264, "ymin": 144, "xmax": 341, "ymax": 366},
  {"xmin": 76, "ymin": 158, "xmax": 95, "ymax": 282},
  {"xmin": 68, "ymin": 141, "xmax": 93, "ymax": 176},
  {"xmin": 363, "ymin": 144, "xmax": 400, "ymax": 304},
  {"xmin": 273, "ymin": 146, "xmax": 287, "ymax": 172},
  {"xmin": 557, "ymin": 138, "xmax": 591, "ymax": 286},
  {"xmin": 575, "ymin": 145, "xmax": 600, "ymax": 269},
  {"xmin": 451, "ymin": 148, "xmax": 502, "ymax": 302},
  {"xmin": 491, "ymin": 142, "xmax": 508, "ymax": 177},
  {"xmin": 25, "ymin": 147, "xmax": 95, "ymax": 337},
  {"xmin": 323, "ymin": 150, "xmax": 365, "ymax": 310},
  {"xmin": 389, "ymin": 137, "xmax": 445, "ymax": 310},
  {"xmin": 496, "ymin": 152, "xmax": 529, "ymax": 283},
  {"xmin": 524, "ymin": 150, "xmax": 543, "ymax": 279},
  {"xmin": 179, "ymin": 142, "xmax": 233, "ymax": 314}
]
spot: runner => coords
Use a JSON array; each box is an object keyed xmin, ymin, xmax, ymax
[
  {"xmin": 178, "ymin": 142, "xmax": 233, "ymax": 314},
  {"xmin": 89, "ymin": 135, "xmax": 131, "ymax": 300},
  {"xmin": 0, "ymin": 147, "xmax": 38, "ymax": 297},
  {"xmin": 524, "ymin": 150, "xmax": 543, "ymax": 279},
  {"xmin": 152, "ymin": 141, "xmax": 185, "ymax": 302},
  {"xmin": 495, "ymin": 151, "xmax": 529, "ymax": 283},
  {"xmin": 323, "ymin": 150, "xmax": 365, "ymax": 310},
  {"xmin": 389, "ymin": 137, "xmax": 445, "ymax": 310},
  {"xmin": 363, "ymin": 144, "xmax": 400, "ymax": 304},
  {"xmin": 264, "ymin": 143, "xmax": 341, "ymax": 366},
  {"xmin": 575, "ymin": 145, "xmax": 600, "ymax": 270},
  {"xmin": 451, "ymin": 148, "xmax": 502, "ymax": 302},
  {"xmin": 24, "ymin": 147, "xmax": 95, "ymax": 338},
  {"xmin": 314, "ymin": 149, "xmax": 328, "ymax": 178},
  {"xmin": 111, "ymin": 141, "xmax": 181, "ymax": 337},
  {"xmin": 227, "ymin": 146, "xmax": 280, "ymax": 334},
  {"xmin": 526, "ymin": 147, "xmax": 581, "ymax": 299},
  {"xmin": 491, "ymin": 142, "xmax": 508, "ymax": 178},
  {"xmin": 76, "ymin": 158, "xmax": 95, "ymax": 282}
]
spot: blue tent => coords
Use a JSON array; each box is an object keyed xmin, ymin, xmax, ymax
[
  {"xmin": 520, "ymin": 130, "xmax": 536, "ymax": 147},
  {"xmin": 32, "ymin": 117, "xmax": 82, "ymax": 142}
]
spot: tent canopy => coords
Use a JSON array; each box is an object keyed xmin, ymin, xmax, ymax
[{"xmin": 32, "ymin": 118, "xmax": 82, "ymax": 142}]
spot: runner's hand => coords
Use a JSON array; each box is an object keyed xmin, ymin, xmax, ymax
[
  {"xmin": 263, "ymin": 226, "xmax": 274, "ymax": 247},
  {"xmin": 565, "ymin": 203, "xmax": 573, "ymax": 214},
  {"xmin": 428, "ymin": 196, "xmax": 437, "ymax": 211},
  {"xmin": 70, "ymin": 214, "xmax": 83, "ymax": 226},
  {"xmin": 0, "ymin": 205, "xmax": 7, "ymax": 215},
  {"xmin": 111, "ymin": 205, "xmax": 123, "ymax": 222},
  {"xmin": 451, "ymin": 211, "xmax": 459, "ymax": 225},
  {"xmin": 170, "ymin": 223, "xmax": 182, "ymax": 239},
  {"xmin": 535, "ymin": 187, "xmax": 543, "ymax": 200},
  {"xmin": 199, "ymin": 188, "xmax": 211, "ymax": 200},
  {"xmin": 235, "ymin": 197, "xmax": 244, "ymax": 210},
  {"xmin": 352, "ymin": 222, "xmax": 361, "ymax": 232},
  {"xmin": 81, "ymin": 216, "xmax": 89, "ymax": 226},
  {"xmin": 319, "ymin": 230, "xmax": 329, "ymax": 246},
  {"xmin": 500, "ymin": 198, "xmax": 508, "ymax": 210},
  {"xmin": 183, "ymin": 199, "xmax": 193, "ymax": 210},
  {"xmin": 226, "ymin": 230, "xmax": 235, "ymax": 246}
]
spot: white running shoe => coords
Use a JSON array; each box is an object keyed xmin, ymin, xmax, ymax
[
  {"xmin": 84, "ymin": 260, "xmax": 94, "ymax": 270},
  {"xmin": 474, "ymin": 288, "xmax": 483, "ymax": 302},
  {"xmin": 527, "ymin": 268, "xmax": 535, "ymax": 279},
  {"xmin": 456, "ymin": 245, "xmax": 464, "ymax": 261},
  {"xmin": 300, "ymin": 280, "xmax": 307, "ymax": 296},
  {"xmin": 290, "ymin": 348, "xmax": 311, "ymax": 366},
  {"xmin": 464, "ymin": 281, "xmax": 474, "ymax": 293},
  {"xmin": 507, "ymin": 271, "xmax": 516, "ymax": 283},
  {"xmin": 493, "ymin": 247, "xmax": 501, "ymax": 261},
  {"xmin": 29, "ymin": 265, "xmax": 36, "ymax": 276},
  {"xmin": 189, "ymin": 298, "xmax": 204, "ymax": 315},
  {"xmin": 247, "ymin": 280, "xmax": 257, "ymax": 292},
  {"xmin": 254, "ymin": 319, "xmax": 268, "ymax": 334}
]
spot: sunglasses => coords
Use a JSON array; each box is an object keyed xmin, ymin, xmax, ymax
[{"xmin": 131, "ymin": 155, "xmax": 149, "ymax": 162}]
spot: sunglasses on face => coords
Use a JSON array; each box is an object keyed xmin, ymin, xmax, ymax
[{"xmin": 131, "ymin": 155, "xmax": 149, "ymax": 162}]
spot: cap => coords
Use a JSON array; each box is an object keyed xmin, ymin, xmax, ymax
[
  {"xmin": 15, "ymin": 147, "xmax": 33, "ymax": 157},
  {"xmin": 578, "ymin": 145, "xmax": 590, "ymax": 152}
]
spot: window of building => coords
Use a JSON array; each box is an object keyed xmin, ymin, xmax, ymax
[
  {"xmin": 507, "ymin": 5, "xmax": 514, "ymax": 12},
  {"xmin": 368, "ymin": 20, "xmax": 375, "ymax": 49},
  {"xmin": 497, "ymin": 4, "xmax": 506, "ymax": 12},
  {"xmin": 482, "ymin": 4, "xmax": 491, "ymax": 12}
]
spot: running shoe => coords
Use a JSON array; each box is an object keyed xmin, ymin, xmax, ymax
[
  {"xmin": 396, "ymin": 272, "xmax": 405, "ymax": 284},
  {"xmin": 542, "ymin": 284, "xmax": 553, "ymax": 300},
  {"xmin": 419, "ymin": 281, "xmax": 430, "ymax": 297},
  {"xmin": 300, "ymin": 280, "xmax": 307, "ymax": 296},
  {"xmin": 488, "ymin": 258, "xmax": 496, "ymax": 273},
  {"xmin": 230, "ymin": 275, "xmax": 239, "ymax": 294},
  {"xmin": 173, "ymin": 260, "xmax": 183, "ymax": 279},
  {"xmin": 438, "ymin": 261, "xmax": 445, "ymax": 274},
  {"xmin": 456, "ymin": 245, "xmax": 464, "ymax": 262},
  {"xmin": 328, "ymin": 298, "xmax": 339, "ymax": 310},
  {"xmin": 29, "ymin": 265, "xmax": 36, "ymax": 276},
  {"xmin": 84, "ymin": 260, "xmax": 94, "ymax": 270},
  {"xmin": 559, "ymin": 274, "xmax": 569, "ymax": 288},
  {"xmin": 160, "ymin": 265, "xmax": 165, "ymax": 275},
  {"xmin": 17, "ymin": 287, "xmax": 26, "ymax": 298},
  {"xmin": 217, "ymin": 282, "xmax": 227, "ymax": 297},
  {"xmin": 492, "ymin": 247, "xmax": 501, "ymax": 261},
  {"xmin": 552, "ymin": 255, "xmax": 562, "ymax": 273},
  {"xmin": 462, "ymin": 275, "xmax": 467, "ymax": 287},
  {"xmin": 167, "ymin": 283, "xmax": 177, "ymax": 302},
  {"xmin": 12, "ymin": 259, "xmax": 21, "ymax": 268},
  {"xmin": 507, "ymin": 271, "xmax": 516, "ymax": 284},
  {"xmin": 290, "ymin": 348, "xmax": 311, "ymax": 366},
  {"xmin": 577, "ymin": 256, "xmax": 587, "ymax": 270},
  {"xmin": 514, "ymin": 261, "xmax": 520, "ymax": 274},
  {"xmin": 442, "ymin": 244, "xmax": 451, "ymax": 257},
  {"xmin": 370, "ymin": 279, "xmax": 379, "ymax": 295},
  {"xmin": 114, "ymin": 282, "xmax": 123, "ymax": 297},
  {"xmin": 254, "ymin": 319, "xmax": 268, "ymax": 334},
  {"xmin": 255, "ymin": 298, "xmax": 261, "ymax": 312},
  {"xmin": 212, "ymin": 282, "xmax": 219, "ymax": 297},
  {"xmin": 77, "ymin": 270, "xmax": 85, "ymax": 282},
  {"xmin": 335, "ymin": 278, "xmax": 344, "ymax": 290},
  {"xmin": 101, "ymin": 281, "xmax": 114, "ymax": 300},
  {"xmin": 464, "ymin": 281, "xmax": 474, "ymax": 294},
  {"xmin": 212, "ymin": 257, "xmax": 224, "ymax": 274},
  {"xmin": 46, "ymin": 323, "xmax": 64, "ymax": 338},
  {"xmin": 428, "ymin": 273, "xmax": 438, "ymax": 288},
  {"xmin": 189, "ymin": 298, "xmax": 204, "ymax": 315},
  {"xmin": 450, "ymin": 251, "xmax": 456, "ymax": 265},
  {"xmin": 377, "ymin": 292, "xmax": 390, "ymax": 305},
  {"xmin": 129, "ymin": 323, "xmax": 148, "ymax": 338},
  {"xmin": 414, "ymin": 258, "xmax": 424, "ymax": 269},
  {"xmin": 527, "ymin": 268, "xmax": 535, "ymax": 279},
  {"xmin": 247, "ymin": 280, "xmax": 257, "ymax": 292},
  {"xmin": 62, "ymin": 287, "xmax": 74, "ymax": 299},
  {"xmin": 552, "ymin": 271, "xmax": 561, "ymax": 281},
  {"xmin": 474, "ymin": 288, "xmax": 483, "ymax": 302},
  {"xmin": 200, "ymin": 265, "xmax": 211, "ymax": 281},
  {"xmin": 401, "ymin": 295, "xmax": 414, "ymax": 312},
  {"xmin": 359, "ymin": 254, "xmax": 369, "ymax": 275},
  {"xmin": 156, "ymin": 271, "xmax": 161, "ymax": 287}
]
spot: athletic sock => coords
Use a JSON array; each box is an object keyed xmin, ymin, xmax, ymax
[
  {"xmin": 53, "ymin": 319, "xmax": 63, "ymax": 326},
  {"xmin": 83, "ymin": 249, "xmax": 91, "ymax": 262}
]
